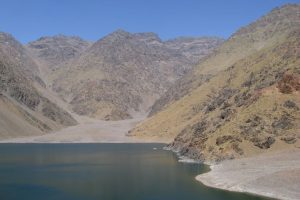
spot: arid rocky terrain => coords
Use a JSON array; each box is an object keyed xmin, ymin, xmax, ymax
[
  {"xmin": 129, "ymin": 4, "xmax": 300, "ymax": 163},
  {"xmin": 1, "ymin": 4, "xmax": 299, "ymax": 165},
  {"xmin": 47, "ymin": 30, "xmax": 223, "ymax": 120},
  {"xmin": 0, "ymin": 32, "xmax": 77, "ymax": 139},
  {"xmin": 0, "ymin": 29, "xmax": 223, "ymax": 139},
  {"xmin": 1, "ymin": 3, "xmax": 299, "ymax": 200}
]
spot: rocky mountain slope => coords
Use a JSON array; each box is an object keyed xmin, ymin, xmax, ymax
[
  {"xmin": 164, "ymin": 37, "xmax": 223, "ymax": 64},
  {"xmin": 0, "ymin": 29, "xmax": 222, "ymax": 138},
  {"xmin": 149, "ymin": 4, "xmax": 300, "ymax": 116},
  {"xmin": 26, "ymin": 35, "xmax": 91, "ymax": 85},
  {"xmin": 0, "ymin": 32, "xmax": 77, "ymax": 139},
  {"xmin": 48, "ymin": 30, "xmax": 223, "ymax": 120},
  {"xmin": 129, "ymin": 4, "xmax": 300, "ymax": 162}
]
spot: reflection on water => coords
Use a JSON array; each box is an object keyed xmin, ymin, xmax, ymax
[{"xmin": 0, "ymin": 144, "xmax": 268, "ymax": 200}]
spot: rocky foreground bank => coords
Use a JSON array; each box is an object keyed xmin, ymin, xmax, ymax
[{"xmin": 196, "ymin": 149, "xmax": 300, "ymax": 200}]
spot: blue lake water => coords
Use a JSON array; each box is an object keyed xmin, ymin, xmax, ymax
[{"xmin": 0, "ymin": 143, "xmax": 269, "ymax": 200}]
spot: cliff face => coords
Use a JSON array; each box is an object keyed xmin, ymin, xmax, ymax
[
  {"xmin": 0, "ymin": 32, "xmax": 77, "ymax": 139},
  {"xmin": 129, "ymin": 4, "xmax": 300, "ymax": 162},
  {"xmin": 49, "ymin": 30, "xmax": 223, "ymax": 120}
]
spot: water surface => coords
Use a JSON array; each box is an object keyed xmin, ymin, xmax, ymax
[{"xmin": 0, "ymin": 144, "xmax": 269, "ymax": 200}]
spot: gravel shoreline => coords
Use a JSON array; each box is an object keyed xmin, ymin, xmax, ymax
[
  {"xmin": 0, "ymin": 118, "xmax": 170, "ymax": 143},
  {"xmin": 196, "ymin": 149, "xmax": 300, "ymax": 200}
]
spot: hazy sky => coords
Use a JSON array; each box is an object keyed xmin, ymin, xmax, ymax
[{"xmin": 1, "ymin": 0, "xmax": 299, "ymax": 43}]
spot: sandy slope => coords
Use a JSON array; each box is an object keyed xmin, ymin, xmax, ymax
[
  {"xmin": 0, "ymin": 117, "xmax": 168, "ymax": 143},
  {"xmin": 0, "ymin": 99, "xmax": 43, "ymax": 138},
  {"xmin": 196, "ymin": 149, "xmax": 300, "ymax": 200}
]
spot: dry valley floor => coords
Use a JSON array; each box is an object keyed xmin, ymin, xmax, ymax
[{"xmin": 0, "ymin": 117, "xmax": 170, "ymax": 143}]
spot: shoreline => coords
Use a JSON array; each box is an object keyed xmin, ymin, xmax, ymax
[
  {"xmin": 0, "ymin": 117, "xmax": 171, "ymax": 144},
  {"xmin": 195, "ymin": 149, "xmax": 300, "ymax": 200},
  {"xmin": 0, "ymin": 141, "xmax": 168, "ymax": 144},
  {"xmin": 2, "ymin": 140, "xmax": 298, "ymax": 200},
  {"xmin": 2, "ymin": 118, "xmax": 299, "ymax": 200}
]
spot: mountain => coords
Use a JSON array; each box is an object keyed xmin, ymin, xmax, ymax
[
  {"xmin": 0, "ymin": 29, "xmax": 223, "ymax": 139},
  {"xmin": 149, "ymin": 4, "xmax": 300, "ymax": 117},
  {"xmin": 164, "ymin": 36, "xmax": 224, "ymax": 64},
  {"xmin": 129, "ymin": 4, "xmax": 300, "ymax": 161},
  {"xmin": 26, "ymin": 35, "xmax": 91, "ymax": 85},
  {"xmin": 0, "ymin": 32, "xmax": 77, "ymax": 139},
  {"xmin": 48, "ymin": 30, "xmax": 223, "ymax": 120}
]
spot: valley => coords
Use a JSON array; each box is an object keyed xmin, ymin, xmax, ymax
[
  {"xmin": 0, "ymin": 3, "xmax": 299, "ymax": 200},
  {"xmin": 0, "ymin": 116, "xmax": 170, "ymax": 143}
]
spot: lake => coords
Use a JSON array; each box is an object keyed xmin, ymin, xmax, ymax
[{"xmin": 0, "ymin": 143, "xmax": 268, "ymax": 200}]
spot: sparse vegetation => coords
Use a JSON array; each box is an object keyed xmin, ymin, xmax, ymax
[{"xmin": 130, "ymin": 4, "xmax": 300, "ymax": 162}]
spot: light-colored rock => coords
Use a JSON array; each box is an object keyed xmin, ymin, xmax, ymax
[{"xmin": 197, "ymin": 149, "xmax": 300, "ymax": 200}]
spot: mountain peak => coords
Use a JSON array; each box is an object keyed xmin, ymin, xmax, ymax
[
  {"xmin": 27, "ymin": 34, "xmax": 90, "ymax": 68},
  {"xmin": 133, "ymin": 32, "xmax": 161, "ymax": 42},
  {"xmin": 0, "ymin": 32, "xmax": 13, "ymax": 40},
  {"xmin": 93, "ymin": 29, "xmax": 132, "ymax": 45},
  {"xmin": 99, "ymin": 30, "xmax": 162, "ymax": 44},
  {"xmin": 231, "ymin": 3, "xmax": 300, "ymax": 39},
  {"xmin": 109, "ymin": 29, "xmax": 131, "ymax": 37},
  {"xmin": 32, "ymin": 34, "xmax": 86, "ymax": 43},
  {"xmin": 0, "ymin": 32, "xmax": 21, "ymax": 47}
]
